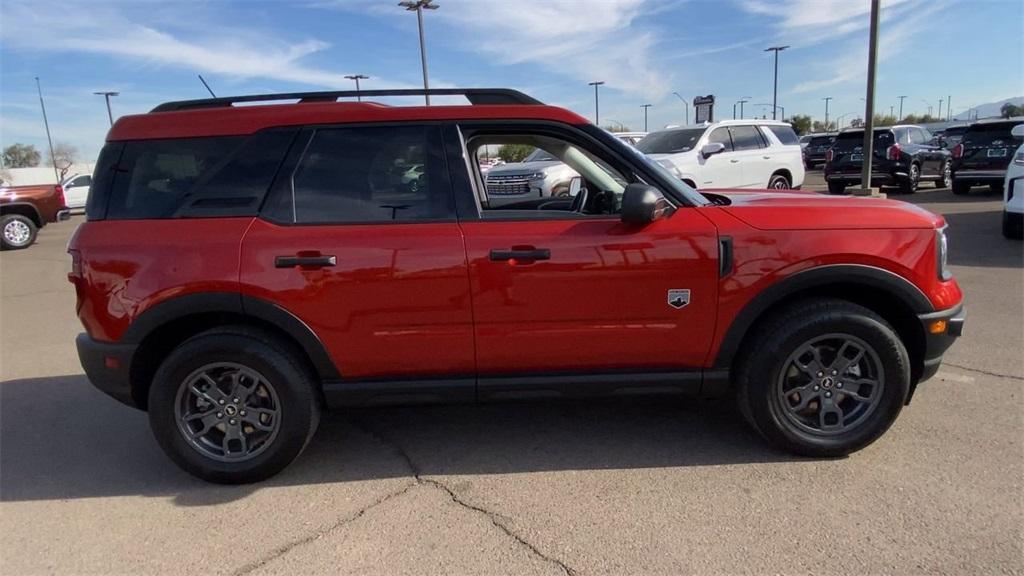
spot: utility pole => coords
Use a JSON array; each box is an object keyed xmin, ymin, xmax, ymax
[
  {"xmin": 890, "ymin": 105, "xmax": 894, "ymax": 120},
  {"xmin": 399, "ymin": 0, "xmax": 438, "ymax": 105},
  {"xmin": 855, "ymin": 0, "xmax": 882, "ymax": 197},
  {"xmin": 823, "ymin": 96, "xmax": 832, "ymax": 131},
  {"xmin": 589, "ymin": 81, "xmax": 605, "ymax": 125},
  {"xmin": 947, "ymin": 95, "xmax": 951, "ymax": 121},
  {"xmin": 35, "ymin": 77, "xmax": 59, "ymax": 183},
  {"xmin": 938, "ymin": 99, "xmax": 943, "ymax": 121},
  {"xmin": 672, "ymin": 91, "xmax": 689, "ymax": 125},
  {"xmin": 641, "ymin": 104, "xmax": 652, "ymax": 132},
  {"xmin": 93, "ymin": 91, "xmax": 119, "ymax": 126},
  {"xmin": 344, "ymin": 75, "xmax": 369, "ymax": 101},
  {"xmin": 897, "ymin": 95, "xmax": 907, "ymax": 120},
  {"xmin": 765, "ymin": 45, "xmax": 789, "ymax": 120}
]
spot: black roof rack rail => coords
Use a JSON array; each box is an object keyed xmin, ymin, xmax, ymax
[{"xmin": 151, "ymin": 88, "xmax": 542, "ymax": 113}]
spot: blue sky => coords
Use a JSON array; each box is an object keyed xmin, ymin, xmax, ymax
[{"xmin": 1, "ymin": 0, "xmax": 1021, "ymax": 162}]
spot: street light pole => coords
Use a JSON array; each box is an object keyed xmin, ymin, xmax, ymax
[
  {"xmin": 672, "ymin": 91, "xmax": 689, "ymax": 125},
  {"xmin": 344, "ymin": 75, "xmax": 369, "ymax": 101},
  {"xmin": 823, "ymin": 96, "xmax": 832, "ymax": 131},
  {"xmin": 764, "ymin": 45, "xmax": 789, "ymax": 120},
  {"xmin": 855, "ymin": 0, "xmax": 881, "ymax": 197},
  {"xmin": 399, "ymin": 0, "xmax": 438, "ymax": 105},
  {"xmin": 35, "ymin": 77, "xmax": 59, "ymax": 183},
  {"xmin": 897, "ymin": 95, "xmax": 907, "ymax": 120},
  {"xmin": 93, "ymin": 91, "xmax": 119, "ymax": 126},
  {"xmin": 588, "ymin": 81, "xmax": 605, "ymax": 125},
  {"xmin": 938, "ymin": 99, "xmax": 943, "ymax": 121},
  {"xmin": 735, "ymin": 97, "xmax": 751, "ymax": 119},
  {"xmin": 641, "ymin": 104, "xmax": 652, "ymax": 132}
]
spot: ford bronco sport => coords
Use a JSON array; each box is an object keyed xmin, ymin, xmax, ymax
[{"xmin": 70, "ymin": 89, "xmax": 965, "ymax": 483}]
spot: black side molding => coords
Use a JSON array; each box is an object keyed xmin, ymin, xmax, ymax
[{"xmin": 719, "ymin": 236, "xmax": 734, "ymax": 278}]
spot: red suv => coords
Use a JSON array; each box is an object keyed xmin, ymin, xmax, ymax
[{"xmin": 69, "ymin": 89, "xmax": 965, "ymax": 483}]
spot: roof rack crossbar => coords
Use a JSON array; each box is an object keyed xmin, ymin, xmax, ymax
[{"xmin": 151, "ymin": 88, "xmax": 542, "ymax": 112}]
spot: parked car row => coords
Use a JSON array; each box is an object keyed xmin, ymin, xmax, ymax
[{"xmin": 824, "ymin": 125, "xmax": 952, "ymax": 195}]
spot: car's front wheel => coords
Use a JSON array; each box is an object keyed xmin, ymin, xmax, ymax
[
  {"xmin": 952, "ymin": 180, "xmax": 971, "ymax": 195},
  {"xmin": 827, "ymin": 181, "xmax": 846, "ymax": 195},
  {"xmin": 736, "ymin": 299, "xmax": 910, "ymax": 457},
  {"xmin": 148, "ymin": 327, "xmax": 321, "ymax": 484},
  {"xmin": 768, "ymin": 173, "xmax": 791, "ymax": 190},
  {"xmin": 935, "ymin": 161, "xmax": 952, "ymax": 189},
  {"xmin": 1, "ymin": 214, "xmax": 38, "ymax": 250}
]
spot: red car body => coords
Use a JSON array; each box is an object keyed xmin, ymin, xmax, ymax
[{"xmin": 70, "ymin": 91, "xmax": 963, "ymax": 409}]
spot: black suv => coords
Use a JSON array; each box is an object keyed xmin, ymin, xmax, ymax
[
  {"xmin": 951, "ymin": 117, "xmax": 1024, "ymax": 195},
  {"xmin": 802, "ymin": 133, "xmax": 835, "ymax": 169},
  {"xmin": 824, "ymin": 125, "xmax": 952, "ymax": 195}
]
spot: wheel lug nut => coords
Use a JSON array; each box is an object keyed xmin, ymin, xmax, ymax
[
  {"xmin": 216, "ymin": 412, "xmax": 223, "ymax": 418},
  {"xmin": 813, "ymin": 385, "xmax": 820, "ymax": 391},
  {"xmin": 229, "ymin": 418, "xmax": 237, "ymax": 425},
  {"xmin": 233, "ymin": 398, "xmax": 239, "ymax": 403},
  {"xmin": 240, "ymin": 410, "xmax": 247, "ymax": 416},
  {"xmin": 837, "ymin": 382, "xmax": 843, "ymax": 388},
  {"xmin": 817, "ymin": 371, "xmax": 823, "ymax": 377},
  {"xmin": 825, "ymin": 392, "xmax": 832, "ymax": 398},
  {"xmin": 218, "ymin": 399, "xmax": 225, "ymax": 405},
  {"xmin": 831, "ymin": 370, "xmax": 837, "ymax": 375}
]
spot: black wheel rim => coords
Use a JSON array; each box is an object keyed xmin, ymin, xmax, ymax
[
  {"xmin": 174, "ymin": 362, "xmax": 282, "ymax": 462},
  {"xmin": 776, "ymin": 334, "xmax": 884, "ymax": 436},
  {"xmin": 942, "ymin": 163, "xmax": 951, "ymax": 187}
]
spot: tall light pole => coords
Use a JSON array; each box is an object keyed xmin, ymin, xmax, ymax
[
  {"xmin": 589, "ymin": 81, "xmax": 605, "ymax": 125},
  {"xmin": 399, "ymin": 0, "xmax": 438, "ymax": 105},
  {"xmin": 344, "ymin": 74, "xmax": 369, "ymax": 101},
  {"xmin": 897, "ymin": 95, "xmax": 907, "ymax": 120},
  {"xmin": 855, "ymin": 0, "xmax": 881, "ymax": 197},
  {"xmin": 734, "ymin": 96, "xmax": 750, "ymax": 119},
  {"xmin": 93, "ymin": 91, "xmax": 119, "ymax": 126},
  {"xmin": 35, "ymin": 77, "xmax": 58, "ymax": 183},
  {"xmin": 890, "ymin": 105, "xmax": 894, "ymax": 120},
  {"xmin": 757, "ymin": 103, "xmax": 784, "ymax": 120},
  {"xmin": 822, "ymin": 96, "xmax": 832, "ymax": 131},
  {"xmin": 672, "ymin": 91, "xmax": 689, "ymax": 125},
  {"xmin": 938, "ymin": 98, "xmax": 943, "ymax": 121},
  {"xmin": 641, "ymin": 104, "xmax": 652, "ymax": 132},
  {"xmin": 947, "ymin": 95, "xmax": 952, "ymax": 121},
  {"xmin": 765, "ymin": 45, "xmax": 789, "ymax": 120}
]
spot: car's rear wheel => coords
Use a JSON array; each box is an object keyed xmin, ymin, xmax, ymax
[
  {"xmin": 768, "ymin": 173, "xmax": 791, "ymax": 190},
  {"xmin": 935, "ymin": 161, "xmax": 952, "ymax": 188},
  {"xmin": 952, "ymin": 181, "xmax": 971, "ymax": 195},
  {"xmin": 148, "ymin": 327, "xmax": 321, "ymax": 484},
  {"xmin": 1, "ymin": 214, "xmax": 38, "ymax": 250},
  {"xmin": 827, "ymin": 181, "xmax": 846, "ymax": 195},
  {"xmin": 899, "ymin": 163, "xmax": 920, "ymax": 194},
  {"xmin": 736, "ymin": 299, "xmax": 910, "ymax": 457}
]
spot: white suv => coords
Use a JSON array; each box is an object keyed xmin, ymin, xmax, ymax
[
  {"xmin": 635, "ymin": 120, "xmax": 805, "ymax": 190},
  {"xmin": 1003, "ymin": 124, "xmax": 1024, "ymax": 239}
]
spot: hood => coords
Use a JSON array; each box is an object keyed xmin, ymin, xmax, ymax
[
  {"xmin": 707, "ymin": 189, "xmax": 944, "ymax": 230},
  {"xmin": 486, "ymin": 160, "xmax": 564, "ymax": 177}
]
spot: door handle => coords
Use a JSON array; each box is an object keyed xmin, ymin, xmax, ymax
[
  {"xmin": 730, "ymin": 159, "xmax": 740, "ymax": 163},
  {"xmin": 762, "ymin": 155, "xmax": 772, "ymax": 160},
  {"xmin": 275, "ymin": 255, "xmax": 337, "ymax": 268},
  {"xmin": 489, "ymin": 248, "xmax": 551, "ymax": 261}
]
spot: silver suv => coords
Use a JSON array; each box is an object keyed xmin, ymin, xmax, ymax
[{"xmin": 484, "ymin": 148, "xmax": 579, "ymax": 205}]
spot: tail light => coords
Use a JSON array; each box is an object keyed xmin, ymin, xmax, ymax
[
  {"xmin": 887, "ymin": 143, "xmax": 901, "ymax": 161},
  {"xmin": 825, "ymin": 148, "xmax": 834, "ymax": 163},
  {"xmin": 952, "ymin": 143, "xmax": 963, "ymax": 159},
  {"xmin": 55, "ymin": 184, "xmax": 66, "ymax": 207},
  {"xmin": 68, "ymin": 249, "xmax": 82, "ymax": 280}
]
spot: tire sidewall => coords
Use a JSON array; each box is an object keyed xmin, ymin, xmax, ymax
[
  {"xmin": 148, "ymin": 331, "xmax": 318, "ymax": 483},
  {"xmin": 769, "ymin": 174, "xmax": 791, "ymax": 190},
  {"xmin": 745, "ymin": 309, "xmax": 910, "ymax": 456}
]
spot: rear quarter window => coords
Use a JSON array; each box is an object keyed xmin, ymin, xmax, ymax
[{"xmin": 766, "ymin": 125, "xmax": 800, "ymax": 145}]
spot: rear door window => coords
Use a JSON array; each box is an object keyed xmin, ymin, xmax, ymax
[
  {"xmin": 707, "ymin": 127, "xmax": 734, "ymax": 151},
  {"xmin": 730, "ymin": 126, "xmax": 767, "ymax": 150},
  {"xmin": 263, "ymin": 125, "xmax": 454, "ymax": 224}
]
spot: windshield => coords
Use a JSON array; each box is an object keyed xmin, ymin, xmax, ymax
[
  {"xmin": 833, "ymin": 130, "xmax": 894, "ymax": 150},
  {"xmin": 635, "ymin": 128, "xmax": 706, "ymax": 154},
  {"xmin": 523, "ymin": 148, "xmax": 558, "ymax": 162}
]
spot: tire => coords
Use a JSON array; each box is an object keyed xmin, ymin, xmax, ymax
[
  {"xmin": 934, "ymin": 161, "xmax": 951, "ymax": 189},
  {"xmin": 1004, "ymin": 211, "xmax": 1023, "ymax": 240},
  {"xmin": 827, "ymin": 181, "xmax": 846, "ymax": 195},
  {"xmin": 768, "ymin": 173, "xmax": 791, "ymax": 190},
  {"xmin": 735, "ymin": 298, "xmax": 910, "ymax": 458},
  {"xmin": 952, "ymin": 180, "xmax": 971, "ymax": 195},
  {"xmin": 899, "ymin": 163, "xmax": 920, "ymax": 194},
  {"xmin": 148, "ymin": 327, "xmax": 321, "ymax": 484},
  {"xmin": 1, "ymin": 214, "xmax": 38, "ymax": 250}
]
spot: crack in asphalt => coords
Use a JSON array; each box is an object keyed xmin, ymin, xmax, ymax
[
  {"xmin": 349, "ymin": 417, "xmax": 578, "ymax": 576},
  {"xmin": 944, "ymin": 362, "xmax": 1023, "ymax": 381},
  {"xmin": 230, "ymin": 481, "xmax": 417, "ymax": 576}
]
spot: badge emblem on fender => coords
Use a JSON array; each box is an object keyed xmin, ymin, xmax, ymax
[{"xmin": 667, "ymin": 289, "xmax": 690, "ymax": 309}]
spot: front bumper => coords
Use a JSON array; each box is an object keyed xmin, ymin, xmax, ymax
[
  {"xmin": 916, "ymin": 302, "xmax": 966, "ymax": 386},
  {"xmin": 57, "ymin": 209, "xmax": 71, "ymax": 222},
  {"xmin": 76, "ymin": 333, "xmax": 141, "ymax": 409}
]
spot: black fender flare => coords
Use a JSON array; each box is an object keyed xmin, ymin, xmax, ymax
[
  {"xmin": 713, "ymin": 264, "xmax": 933, "ymax": 369},
  {"xmin": 0, "ymin": 202, "xmax": 44, "ymax": 227},
  {"xmin": 122, "ymin": 292, "xmax": 340, "ymax": 379}
]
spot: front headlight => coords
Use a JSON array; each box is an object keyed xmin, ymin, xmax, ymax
[
  {"xmin": 526, "ymin": 172, "xmax": 546, "ymax": 181},
  {"xmin": 936, "ymin": 227, "xmax": 951, "ymax": 280}
]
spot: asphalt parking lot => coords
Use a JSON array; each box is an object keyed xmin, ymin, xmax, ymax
[{"xmin": 2, "ymin": 172, "xmax": 1021, "ymax": 575}]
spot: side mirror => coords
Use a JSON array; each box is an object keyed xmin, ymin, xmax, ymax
[
  {"xmin": 1012, "ymin": 124, "xmax": 1024, "ymax": 138},
  {"xmin": 621, "ymin": 183, "xmax": 674, "ymax": 225},
  {"xmin": 568, "ymin": 176, "xmax": 583, "ymax": 197},
  {"xmin": 701, "ymin": 142, "xmax": 726, "ymax": 159}
]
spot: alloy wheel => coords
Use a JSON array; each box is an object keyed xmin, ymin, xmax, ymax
[{"xmin": 3, "ymin": 219, "xmax": 31, "ymax": 246}]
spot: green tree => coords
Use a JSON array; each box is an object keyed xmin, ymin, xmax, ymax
[
  {"xmin": 788, "ymin": 114, "xmax": 812, "ymax": 135},
  {"xmin": 497, "ymin": 144, "xmax": 535, "ymax": 163},
  {"xmin": 2, "ymin": 143, "xmax": 41, "ymax": 168},
  {"xmin": 1001, "ymin": 103, "xmax": 1023, "ymax": 118}
]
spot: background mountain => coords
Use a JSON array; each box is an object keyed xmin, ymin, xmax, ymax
[{"xmin": 953, "ymin": 96, "xmax": 1024, "ymax": 121}]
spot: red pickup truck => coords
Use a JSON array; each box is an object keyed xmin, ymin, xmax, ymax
[
  {"xmin": 69, "ymin": 88, "xmax": 964, "ymax": 483},
  {"xmin": 0, "ymin": 183, "xmax": 69, "ymax": 249}
]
